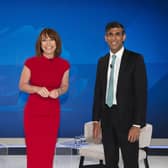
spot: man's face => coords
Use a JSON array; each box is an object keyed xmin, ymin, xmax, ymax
[{"xmin": 105, "ymin": 27, "xmax": 126, "ymax": 53}]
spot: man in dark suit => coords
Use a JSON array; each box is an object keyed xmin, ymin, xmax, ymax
[{"xmin": 93, "ymin": 21, "xmax": 147, "ymax": 168}]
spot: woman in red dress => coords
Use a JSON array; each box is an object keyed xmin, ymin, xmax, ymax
[{"xmin": 19, "ymin": 28, "xmax": 70, "ymax": 168}]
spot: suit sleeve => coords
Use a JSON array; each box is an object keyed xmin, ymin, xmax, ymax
[
  {"xmin": 133, "ymin": 55, "xmax": 147, "ymax": 127},
  {"xmin": 92, "ymin": 59, "xmax": 102, "ymax": 121}
]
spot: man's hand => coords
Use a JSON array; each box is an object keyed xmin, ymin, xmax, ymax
[
  {"xmin": 93, "ymin": 121, "xmax": 101, "ymax": 143},
  {"xmin": 128, "ymin": 126, "xmax": 140, "ymax": 143}
]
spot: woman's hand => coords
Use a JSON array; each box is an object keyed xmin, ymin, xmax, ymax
[
  {"xmin": 37, "ymin": 87, "xmax": 50, "ymax": 98},
  {"xmin": 49, "ymin": 89, "xmax": 60, "ymax": 99}
]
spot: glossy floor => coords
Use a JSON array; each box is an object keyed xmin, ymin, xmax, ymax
[{"xmin": 0, "ymin": 155, "xmax": 168, "ymax": 168}]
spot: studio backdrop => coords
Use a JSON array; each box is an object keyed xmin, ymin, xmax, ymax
[{"xmin": 0, "ymin": 0, "xmax": 168, "ymax": 138}]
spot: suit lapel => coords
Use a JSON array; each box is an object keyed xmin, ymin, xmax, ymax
[
  {"xmin": 104, "ymin": 53, "xmax": 110, "ymax": 87},
  {"xmin": 117, "ymin": 49, "xmax": 129, "ymax": 95},
  {"xmin": 119, "ymin": 49, "xmax": 128, "ymax": 75}
]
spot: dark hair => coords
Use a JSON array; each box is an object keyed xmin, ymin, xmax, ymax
[
  {"xmin": 36, "ymin": 28, "xmax": 62, "ymax": 57},
  {"xmin": 105, "ymin": 21, "xmax": 125, "ymax": 34}
]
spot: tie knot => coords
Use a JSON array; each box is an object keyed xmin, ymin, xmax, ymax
[
  {"xmin": 112, "ymin": 55, "xmax": 116, "ymax": 59},
  {"xmin": 111, "ymin": 55, "xmax": 116, "ymax": 65}
]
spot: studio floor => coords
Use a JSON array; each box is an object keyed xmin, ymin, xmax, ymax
[
  {"xmin": 0, "ymin": 155, "xmax": 168, "ymax": 168},
  {"xmin": 0, "ymin": 138, "xmax": 168, "ymax": 168}
]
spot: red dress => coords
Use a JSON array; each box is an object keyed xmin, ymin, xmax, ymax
[{"xmin": 24, "ymin": 55, "xmax": 70, "ymax": 168}]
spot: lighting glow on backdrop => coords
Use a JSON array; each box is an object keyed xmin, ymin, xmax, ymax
[{"xmin": 0, "ymin": 0, "xmax": 168, "ymax": 138}]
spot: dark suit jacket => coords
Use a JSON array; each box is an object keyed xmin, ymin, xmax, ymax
[{"xmin": 92, "ymin": 49, "xmax": 147, "ymax": 130}]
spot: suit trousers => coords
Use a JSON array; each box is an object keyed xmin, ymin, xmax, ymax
[{"xmin": 101, "ymin": 105, "xmax": 139, "ymax": 168}]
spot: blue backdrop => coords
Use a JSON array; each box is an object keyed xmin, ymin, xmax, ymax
[{"xmin": 0, "ymin": 0, "xmax": 168, "ymax": 138}]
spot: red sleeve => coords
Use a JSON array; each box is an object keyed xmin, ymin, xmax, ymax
[
  {"xmin": 59, "ymin": 57, "xmax": 70, "ymax": 73},
  {"xmin": 64, "ymin": 60, "xmax": 70, "ymax": 72},
  {"xmin": 24, "ymin": 57, "xmax": 33, "ymax": 70}
]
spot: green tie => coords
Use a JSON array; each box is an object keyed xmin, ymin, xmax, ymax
[{"xmin": 106, "ymin": 55, "xmax": 116, "ymax": 107}]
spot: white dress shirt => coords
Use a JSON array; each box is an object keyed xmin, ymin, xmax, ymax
[
  {"xmin": 106, "ymin": 46, "xmax": 124, "ymax": 105},
  {"xmin": 105, "ymin": 46, "xmax": 140, "ymax": 128}
]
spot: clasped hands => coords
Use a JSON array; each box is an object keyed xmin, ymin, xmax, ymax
[{"xmin": 37, "ymin": 87, "xmax": 60, "ymax": 99}]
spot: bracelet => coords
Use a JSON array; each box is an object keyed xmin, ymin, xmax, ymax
[{"xmin": 57, "ymin": 88, "xmax": 61, "ymax": 96}]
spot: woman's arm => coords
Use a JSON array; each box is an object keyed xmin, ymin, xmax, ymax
[
  {"xmin": 19, "ymin": 66, "xmax": 49, "ymax": 97},
  {"xmin": 49, "ymin": 69, "xmax": 69, "ymax": 99}
]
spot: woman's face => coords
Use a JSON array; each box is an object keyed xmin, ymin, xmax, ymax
[{"xmin": 41, "ymin": 34, "xmax": 56, "ymax": 57}]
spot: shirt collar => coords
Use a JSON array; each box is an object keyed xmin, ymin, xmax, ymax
[{"xmin": 110, "ymin": 46, "xmax": 124, "ymax": 60}]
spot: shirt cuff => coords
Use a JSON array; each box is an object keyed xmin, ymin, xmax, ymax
[
  {"xmin": 133, "ymin": 124, "xmax": 141, "ymax": 128},
  {"xmin": 93, "ymin": 121, "xmax": 100, "ymax": 123}
]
